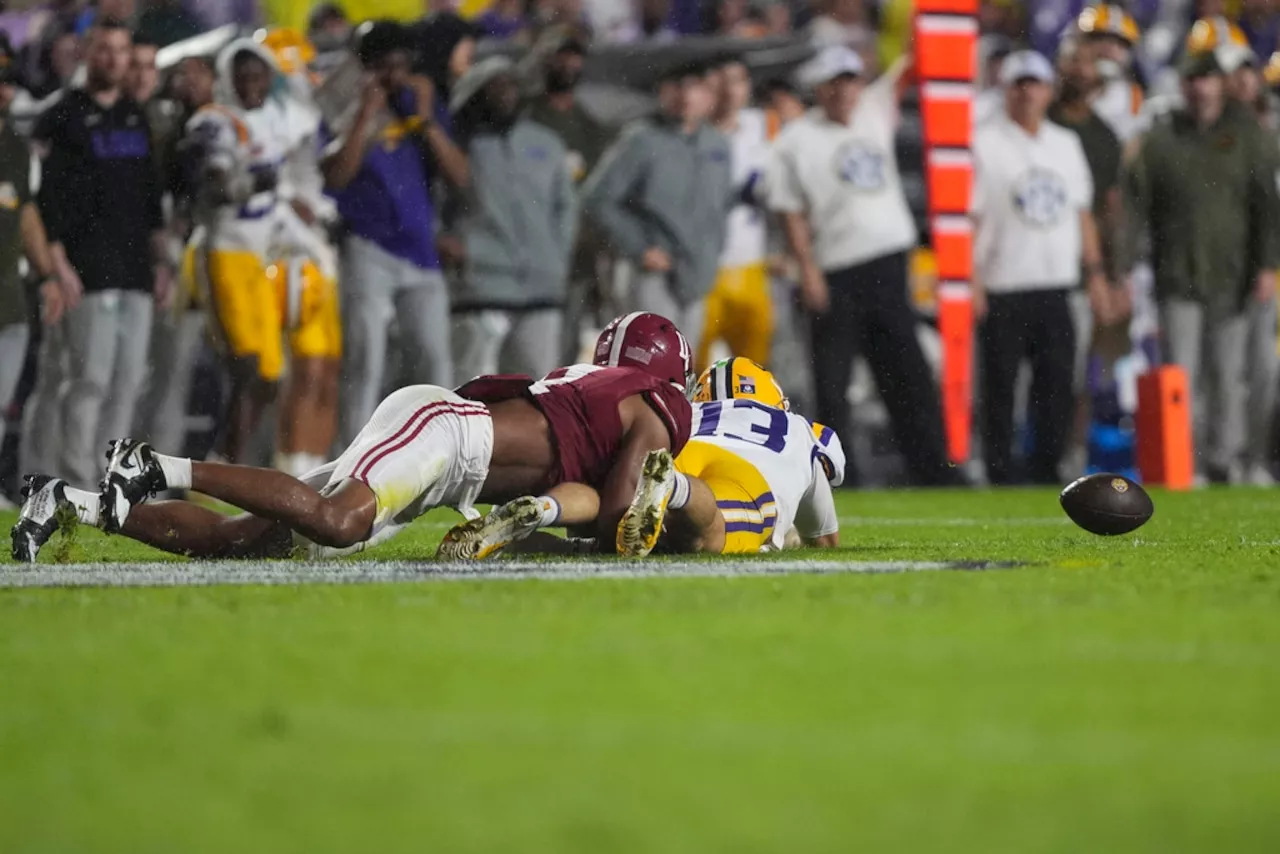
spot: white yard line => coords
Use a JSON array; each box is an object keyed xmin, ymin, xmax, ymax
[{"xmin": 0, "ymin": 558, "xmax": 1025, "ymax": 589}]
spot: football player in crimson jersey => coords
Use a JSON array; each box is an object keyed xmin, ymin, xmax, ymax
[
  {"xmin": 11, "ymin": 314, "xmax": 695, "ymax": 562},
  {"xmin": 440, "ymin": 357, "xmax": 845, "ymax": 559}
]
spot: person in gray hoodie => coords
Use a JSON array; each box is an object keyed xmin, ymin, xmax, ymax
[
  {"xmin": 582, "ymin": 61, "xmax": 735, "ymax": 348},
  {"xmin": 443, "ymin": 56, "xmax": 579, "ymax": 382}
]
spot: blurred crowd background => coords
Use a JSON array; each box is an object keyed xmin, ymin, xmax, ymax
[{"xmin": 1, "ymin": 0, "xmax": 1280, "ymax": 506}]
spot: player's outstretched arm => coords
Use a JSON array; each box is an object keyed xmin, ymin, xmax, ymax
[{"xmin": 595, "ymin": 400, "xmax": 673, "ymax": 549}]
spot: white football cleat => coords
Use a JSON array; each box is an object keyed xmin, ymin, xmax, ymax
[
  {"xmin": 437, "ymin": 496, "xmax": 546, "ymax": 560},
  {"xmin": 10, "ymin": 475, "xmax": 75, "ymax": 563},
  {"xmin": 100, "ymin": 438, "xmax": 167, "ymax": 533},
  {"xmin": 616, "ymin": 449, "xmax": 675, "ymax": 558}
]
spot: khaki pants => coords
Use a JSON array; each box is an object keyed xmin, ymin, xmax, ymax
[{"xmin": 1160, "ymin": 297, "xmax": 1278, "ymax": 472}]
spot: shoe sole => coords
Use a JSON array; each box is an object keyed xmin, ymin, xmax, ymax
[
  {"xmin": 10, "ymin": 477, "xmax": 68, "ymax": 563},
  {"xmin": 437, "ymin": 496, "xmax": 545, "ymax": 561},
  {"xmin": 616, "ymin": 451, "xmax": 673, "ymax": 558}
]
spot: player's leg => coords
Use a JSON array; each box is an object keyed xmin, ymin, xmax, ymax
[
  {"xmin": 499, "ymin": 309, "xmax": 561, "ymax": 379},
  {"xmin": 118, "ymin": 502, "xmax": 292, "ymax": 559},
  {"xmin": 59, "ymin": 291, "xmax": 120, "ymax": 486},
  {"xmin": 9, "ymin": 471, "xmax": 291, "ymax": 562},
  {"xmin": 276, "ymin": 356, "xmax": 335, "ymax": 475},
  {"xmin": 724, "ymin": 265, "xmax": 774, "ymax": 368},
  {"xmin": 395, "ymin": 267, "xmax": 454, "ymax": 388},
  {"xmin": 207, "ymin": 251, "xmax": 280, "ymax": 463},
  {"xmin": 655, "ymin": 473, "xmax": 724, "ymax": 554},
  {"xmin": 339, "ymin": 239, "xmax": 396, "ymax": 446},
  {"xmin": 616, "ymin": 449, "xmax": 721, "ymax": 557},
  {"xmin": 437, "ymin": 482, "xmax": 601, "ymax": 560},
  {"xmin": 100, "ymin": 439, "xmax": 377, "ymax": 549},
  {"xmin": 277, "ymin": 263, "xmax": 343, "ymax": 475},
  {"xmin": 1025, "ymin": 290, "xmax": 1077, "ymax": 484},
  {"xmin": 451, "ymin": 310, "xmax": 507, "ymax": 385},
  {"xmin": 979, "ymin": 293, "xmax": 1030, "ymax": 485},
  {"xmin": 696, "ymin": 271, "xmax": 730, "ymax": 373},
  {"xmin": 95, "ymin": 292, "xmax": 153, "ymax": 465}
]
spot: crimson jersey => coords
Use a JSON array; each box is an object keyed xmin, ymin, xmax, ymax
[{"xmin": 457, "ymin": 364, "xmax": 693, "ymax": 491}]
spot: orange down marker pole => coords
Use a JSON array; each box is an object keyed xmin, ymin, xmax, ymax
[{"xmin": 915, "ymin": 5, "xmax": 978, "ymax": 465}]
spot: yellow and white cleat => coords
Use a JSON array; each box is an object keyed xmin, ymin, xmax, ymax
[
  {"xmin": 616, "ymin": 449, "xmax": 674, "ymax": 557},
  {"xmin": 436, "ymin": 495, "xmax": 546, "ymax": 561}
]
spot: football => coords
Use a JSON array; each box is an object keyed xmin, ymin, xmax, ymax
[{"xmin": 1059, "ymin": 473, "xmax": 1154, "ymax": 536}]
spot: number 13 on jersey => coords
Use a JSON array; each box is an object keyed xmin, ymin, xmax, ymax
[{"xmin": 694, "ymin": 400, "xmax": 789, "ymax": 452}]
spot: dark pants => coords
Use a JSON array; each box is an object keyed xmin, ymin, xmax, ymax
[
  {"xmin": 809, "ymin": 251, "xmax": 956, "ymax": 486},
  {"xmin": 980, "ymin": 287, "xmax": 1076, "ymax": 485}
]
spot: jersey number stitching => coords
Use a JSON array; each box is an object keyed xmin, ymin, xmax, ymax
[{"xmin": 695, "ymin": 400, "xmax": 787, "ymax": 453}]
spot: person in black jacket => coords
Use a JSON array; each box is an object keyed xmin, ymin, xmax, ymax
[{"xmin": 28, "ymin": 18, "xmax": 170, "ymax": 486}]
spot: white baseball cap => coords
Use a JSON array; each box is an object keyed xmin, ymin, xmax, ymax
[
  {"xmin": 999, "ymin": 50, "xmax": 1055, "ymax": 86},
  {"xmin": 796, "ymin": 46, "xmax": 865, "ymax": 88}
]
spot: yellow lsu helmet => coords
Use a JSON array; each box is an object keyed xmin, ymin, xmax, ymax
[
  {"xmin": 1265, "ymin": 51, "xmax": 1280, "ymax": 87},
  {"xmin": 258, "ymin": 27, "xmax": 316, "ymax": 76},
  {"xmin": 693, "ymin": 357, "xmax": 789, "ymax": 411},
  {"xmin": 1076, "ymin": 4, "xmax": 1140, "ymax": 45},
  {"xmin": 1185, "ymin": 16, "xmax": 1249, "ymax": 54}
]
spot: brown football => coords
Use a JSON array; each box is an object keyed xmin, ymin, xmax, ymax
[{"xmin": 1059, "ymin": 473, "xmax": 1154, "ymax": 536}]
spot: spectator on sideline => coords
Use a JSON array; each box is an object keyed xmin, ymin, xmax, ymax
[
  {"xmin": 26, "ymin": 29, "xmax": 79, "ymax": 99},
  {"xmin": 445, "ymin": 56, "xmax": 578, "ymax": 380},
  {"xmin": 1052, "ymin": 38, "xmax": 1123, "ymax": 271},
  {"xmin": 523, "ymin": 30, "xmax": 612, "ymax": 362},
  {"xmin": 768, "ymin": 46, "xmax": 957, "ymax": 487},
  {"xmin": 126, "ymin": 34, "xmax": 158, "ymax": 104},
  {"xmin": 32, "ymin": 18, "xmax": 168, "ymax": 485},
  {"xmin": 0, "ymin": 41, "xmax": 64, "ymax": 506},
  {"xmin": 323, "ymin": 21, "xmax": 466, "ymax": 446},
  {"xmin": 974, "ymin": 35, "xmax": 1012, "ymax": 126},
  {"xmin": 1050, "ymin": 36, "xmax": 1128, "ymax": 472},
  {"xmin": 971, "ymin": 51, "xmax": 1114, "ymax": 485},
  {"xmin": 1126, "ymin": 46, "xmax": 1280, "ymax": 485},
  {"xmin": 698, "ymin": 52, "xmax": 773, "ymax": 371},
  {"xmin": 308, "ymin": 3, "xmax": 351, "ymax": 78},
  {"xmin": 584, "ymin": 61, "xmax": 732, "ymax": 351},
  {"xmin": 133, "ymin": 55, "xmax": 214, "ymax": 459},
  {"xmin": 757, "ymin": 75, "xmax": 812, "ymax": 414}
]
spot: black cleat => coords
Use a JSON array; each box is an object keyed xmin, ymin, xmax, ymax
[
  {"xmin": 11, "ymin": 475, "xmax": 73, "ymax": 563},
  {"xmin": 100, "ymin": 439, "xmax": 166, "ymax": 533}
]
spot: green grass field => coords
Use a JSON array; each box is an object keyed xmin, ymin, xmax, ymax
[{"xmin": 3, "ymin": 488, "xmax": 1280, "ymax": 853}]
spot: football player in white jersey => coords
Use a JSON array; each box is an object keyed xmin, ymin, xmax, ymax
[
  {"xmin": 697, "ymin": 53, "xmax": 775, "ymax": 372},
  {"xmin": 438, "ymin": 357, "xmax": 844, "ymax": 558},
  {"xmin": 185, "ymin": 36, "xmax": 337, "ymax": 468},
  {"xmin": 260, "ymin": 28, "xmax": 344, "ymax": 478},
  {"xmin": 620, "ymin": 356, "xmax": 844, "ymax": 555}
]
